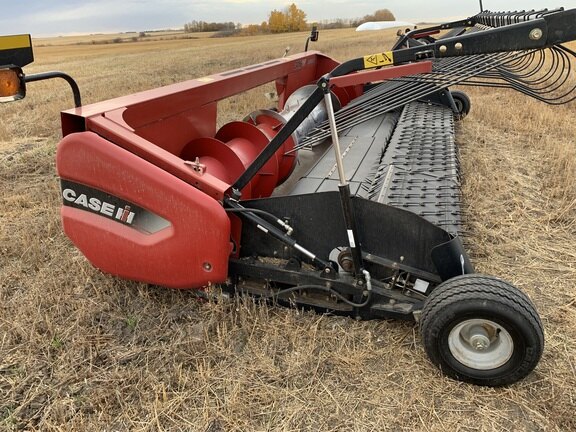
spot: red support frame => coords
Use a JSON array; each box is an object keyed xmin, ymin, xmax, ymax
[
  {"xmin": 60, "ymin": 51, "xmax": 361, "ymax": 199},
  {"xmin": 329, "ymin": 61, "xmax": 433, "ymax": 88}
]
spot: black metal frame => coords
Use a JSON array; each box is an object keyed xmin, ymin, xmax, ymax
[
  {"xmin": 25, "ymin": 72, "xmax": 82, "ymax": 107},
  {"xmin": 227, "ymin": 192, "xmax": 472, "ymax": 319}
]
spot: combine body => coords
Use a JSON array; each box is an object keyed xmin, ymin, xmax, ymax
[{"xmin": 4, "ymin": 7, "xmax": 576, "ymax": 386}]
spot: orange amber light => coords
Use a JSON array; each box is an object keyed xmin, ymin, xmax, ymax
[{"xmin": 0, "ymin": 69, "xmax": 22, "ymax": 97}]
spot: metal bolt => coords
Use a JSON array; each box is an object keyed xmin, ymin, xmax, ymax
[
  {"xmin": 203, "ymin": 262, "xmax": 213, "ymax": 272},
  {"xmin": 475, "ymin": 341, "xmax": 487, "ymax": 350},
  {"xmin": 439, "ymin": 45, "xmax": 447, "ymax": 54},
  {"xmin": 470, "ymin": 334, "xmax": 490, "ymax": 351},
  {"xmin": 454, "ymin": 42, "xmax": 463, "ymax": 50},
  {"xmin": 324, "ymin": 268, "xmax": 331, "ymax": 273},
  {"xmin": 529, "ymin": 28, "xmax": 543, "ymax": 41}
]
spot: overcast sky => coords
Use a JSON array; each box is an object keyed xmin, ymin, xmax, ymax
[{"xmin": 1, "ymin": 1, "xmax": 571, "ymax": 37}]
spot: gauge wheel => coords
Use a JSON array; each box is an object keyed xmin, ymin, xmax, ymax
[
  {"xmin": 451, "ymin": 90, "xmax": 471, "ymax": 119},
  {"xmin": 419, "ymin": 274, "xmax": 544, "ymax": 386}
]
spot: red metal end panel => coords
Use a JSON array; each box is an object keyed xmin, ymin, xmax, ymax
[
  {"xmin": 57, "ymin": 131, "xmax": 231, "ymax": 289},
  {"xmin": 329, "ymin": 62, "xmax": 433, "ymax": 88}
]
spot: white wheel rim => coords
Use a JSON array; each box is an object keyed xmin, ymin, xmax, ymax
[{"xmin": 448, "ymin": 319, "xmax": 514, "ymax": 370}]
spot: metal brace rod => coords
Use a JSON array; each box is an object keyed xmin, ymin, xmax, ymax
[
  {"xmin": 322, "ymin": 82, "xmax": 347, "ymax": 187},
  {"xmin": 319, "ymin": 78, "xmax": 364, "ymax": 277}
]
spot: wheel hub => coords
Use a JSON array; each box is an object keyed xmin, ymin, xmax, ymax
[
  {"xmin": 448, "ymin": 319, "xmax": 514, "ymax": 370},
  {"xmin": 469, "ymin": 327, "xmax": 491, "ymax": 351}
]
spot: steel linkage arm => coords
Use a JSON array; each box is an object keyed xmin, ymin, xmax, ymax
[
  {"xmin": 392, "ymin": 19, "xmax": 478, "ymax": 50},
  {"xmin": 427, "ymin": 8, "xmax": 576, "ymax": 58},
  {"xmin": 334, "ymin": 8, "xmax": 576, "ymax": 74}
]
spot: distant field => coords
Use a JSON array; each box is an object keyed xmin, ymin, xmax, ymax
[
  {"xmin": 33, "ymin": 29, "xmax": 210, "ymax": 46},
  {"xmin": 0, "ymin": 29, "xmax": 575, "ymax": 431}
]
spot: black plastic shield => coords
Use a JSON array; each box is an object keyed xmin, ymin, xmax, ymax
[{"xmin": 0, "ymin": 35, "xmax": 33, "ymax": 68}]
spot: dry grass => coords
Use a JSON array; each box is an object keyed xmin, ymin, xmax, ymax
[{"xmin": 1, "ymin": 30, "xmax": 575, "ymax": 431}]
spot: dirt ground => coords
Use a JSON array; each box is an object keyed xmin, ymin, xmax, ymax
[{"xmin": 1, "ymin": 29, "xmax": 575, "ymax": 431}]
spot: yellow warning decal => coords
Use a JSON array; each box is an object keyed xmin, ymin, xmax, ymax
[
  {"xmin": 0, "ymin": 35, "xmax": 31, "ymax": 51},
  {"xmin": 363, "ymin": 51, "xmax": 394, "ymax": 69}
]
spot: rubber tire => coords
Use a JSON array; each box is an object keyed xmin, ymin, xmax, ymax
[
  {"xmin": 420, "ymin": 274, "xmax": 544, "ymax": 387},
  {"xmin": 451, "ymin": 90, "xmax": 471, "ymax": 119}
]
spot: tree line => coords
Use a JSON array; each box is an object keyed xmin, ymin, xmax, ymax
[
  {"xmin": 183, "ymin": 21, "xmax": 239, "ymax": 33},
  {"xmin": 183, "ymin": 3, "xmax": 396, "ymax": 36}
]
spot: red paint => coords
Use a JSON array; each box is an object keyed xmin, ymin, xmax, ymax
[
  {"xmin": 57, "ymin": 132, "xmax": 231, "ymax": 289},
  {"xmin": 244, "ymin": 112, "xmax": 297, "ymax": 185},
  {"xmin": 330, "ymin": 62, "xmax": 433, "ymax": 88}
]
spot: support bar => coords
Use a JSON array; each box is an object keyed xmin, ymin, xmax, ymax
[{"xmin": 25, "ymin": 71, "xmax": 82, "ymax": 107}]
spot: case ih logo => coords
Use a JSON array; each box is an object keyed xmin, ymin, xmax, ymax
[
  {"xmin": 63, "ymin": 188, "xmax": 136, "ymax": 224},
  {"xmin": 60, "ymin": 180, "xmax": 138, "ymax": 226}
]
